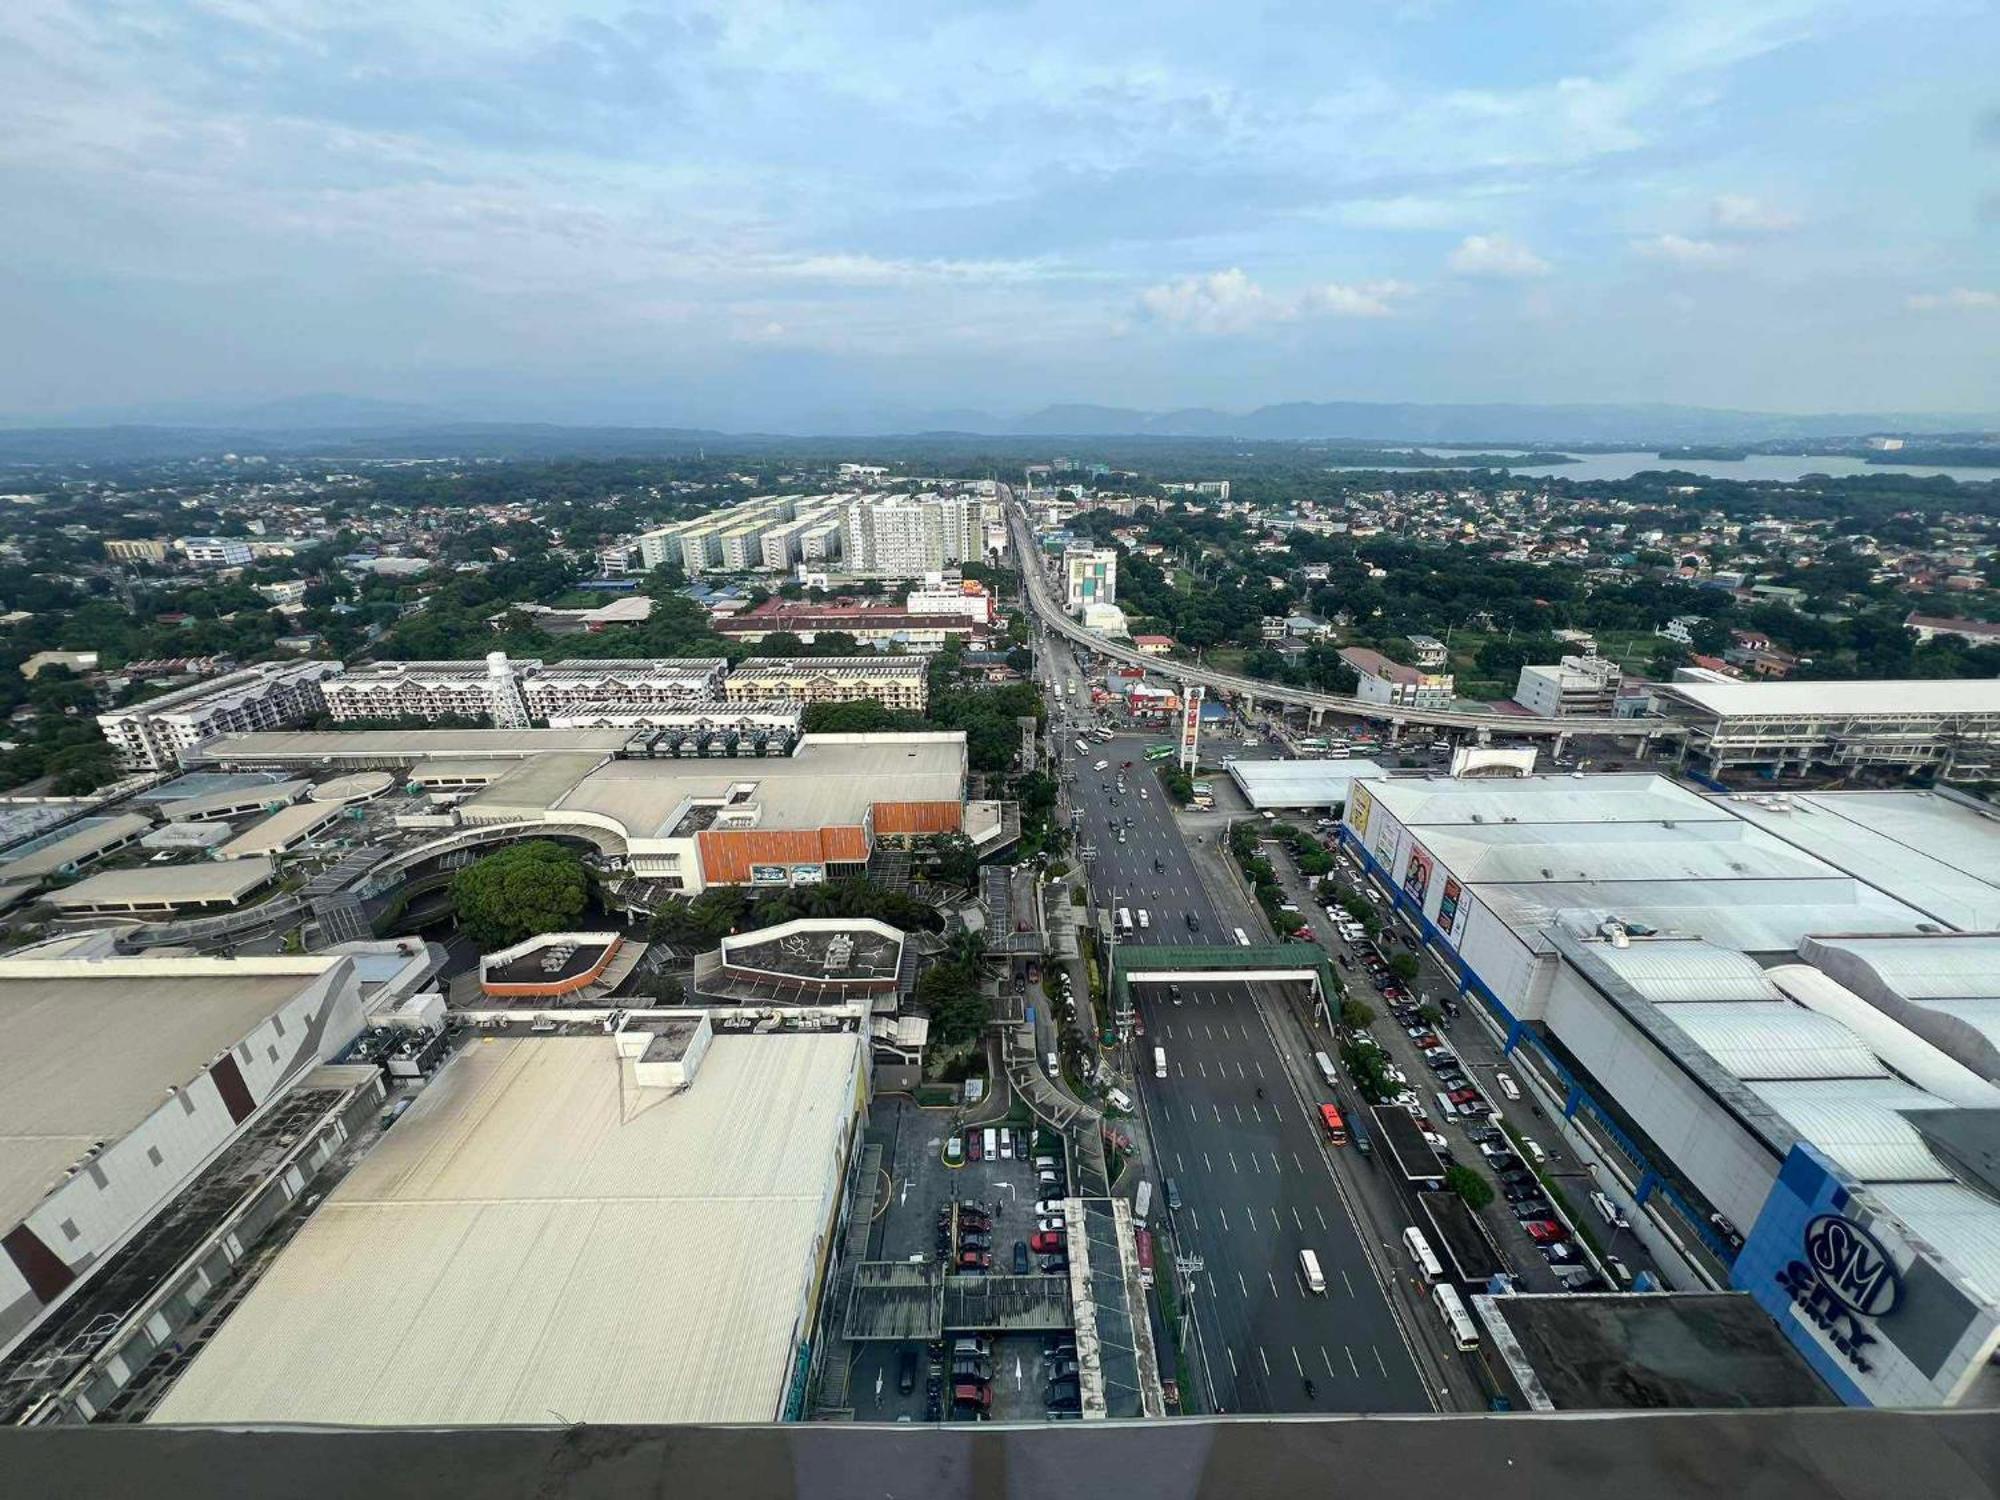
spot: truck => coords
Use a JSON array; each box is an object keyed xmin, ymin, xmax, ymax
[{"xmin": 1134, "ymin": 1179, "xmax": 1153, "ymax": 1225}]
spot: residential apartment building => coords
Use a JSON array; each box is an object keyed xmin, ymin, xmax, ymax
[
  {"xmin": 1406, "ymin": 634, "xmax": 1448, "ymax": 668},
  {"xmin": 104, "ymin": 538, "xmax": 170, "ymax": 564},
  {"xmin": 1515, "ymin": 654, "xmax": 1623, "ymax": 717},
  {"xmin": 97, "ymin": 660, "xmax": 341, "ymax": 770},
  {"xmin": 1339, "ymin": 646, "xmax": 1454, "ymax": 709},
  {"xmin": 716, "ymin": 602, "xmax": 988, "ymax": 653},
  {"xmin": 177, "ymin": 537, "xmax": 254, "ymax": 568},
  {"xmin": 723, "ymin": 656, "xmax": 930, "ymax": 713},
  {"xmin": 323, "ymin": 655, "xmax": 726, "ymax": 727},
  {"xmin": 1064, "ymin": 547, "xmax": 1117, "ymax": 612}
]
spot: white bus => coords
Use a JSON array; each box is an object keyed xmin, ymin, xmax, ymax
[
  {"xmin": 1075, "ymin": 738, "xmax": 1090, "ymax": 755},
  {"xmin": 1233, "ymin": 928, "xmax": 1252, "ymax": 947},
  {"xmin": 1134, "ymin": 1179, "xmax": 1153, "ymax": 1224},
  {"xmin": 1154, "ymin": 1046, "xmax": 1167, "ymax": 1079},
  {"xmin": 1314, "ymin": 1051, "xmax": 1338, "ymax": 1088},
  {"xmin": 1402, "ymin": 1226, "xmax": 1445, "ymax": 1283},
  {"xmin": 1116, "ymin": 907, "xmax": 1134, "ymax": 934},
  {"xmin": 1431, "ymin": 1282, "xmax": 1479, "ymax": 1350}
]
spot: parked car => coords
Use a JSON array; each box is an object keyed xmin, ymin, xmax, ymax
[
  {"xmin": 1037, "ymin": 1216, "xmax": 1066, "ymax": 1233},
  {"xmin": 945, "ymin": 1136, "xmax": 964, "ymax": 1164},
  {"xmin": 958, "ymin": 1249, "xmax": 991, "ymax": 1270},
  {"xmin": 967, "ymin": 1132, "xmax": 983, "ymax": 1162},
  {"xmin": 899, "ymin": 1347, "xmax": 919, "ymax": 1394},
  {"xmin": 1165, "ymin": 1178, "xmax": 1182, "ymax": 1210},
  {"xmin": 1035, "ymin": 1199, "xmax": 1066, "ymax": 1216},
  {"xmin": 953, "ymin": 1382, "xmax": 993, "ymax": 1409},
  {"xmin": 1014, "ymin": 1242, "xmax": 1030, "ymax": 1274},
  {"xmin": 1520, "ymin": 1137, "xmax": 1548, "ymax": 1165},
  {"xmin": 1511, "ymin": 1200, "xmax": 1554, "ymax": 1221},
  {"xmin": 1041, "ymin": 1255, "xmax": 1069, "ymax": 1273},
  {"xmin": 1411, "ymin": 1033, "xmax": 1441, "ymax": 1051},
  {"xmin": 1590, "ymin": 1190, "xmax": 1630, "ymax": 1230},
  {"xmin": 1522, "ymin": 1220, "xmax": 1566, "ymax": 1243},
  {"xmin": 1494, "ymin": 1071, "xmax": 1521, "ymax": 1100},
  {"xmin": 1030, "ymin": 1230, "xmax": 1064, "ymax": 1253},
  {"xmin": 1447, "ymin": 1088, "xmax": 1482, "ymax": 1106},
  {"xmin": 1504, "ymin": 1184, "xmax": 1541, "ymax": 1203}
]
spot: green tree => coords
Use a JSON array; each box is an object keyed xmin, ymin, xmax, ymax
[
  {"xmin": 1388, "ymin": 952, "xmax": 1420, "ymax": 983},
  {"xmin": 1446, "ymin": 1164, "xmax": 1494, "ymax": 1210},
  {"xmin": 1339, "ymin": 998, "xmax": 1376, "ymax": 1031},
  {"xmin": 449, "ymin": 840, "xmax": 589, "ymax": 949}
]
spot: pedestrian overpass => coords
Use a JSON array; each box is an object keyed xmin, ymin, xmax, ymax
[{"xmin": 1109, "ymin": 943, "xmax": 1338, "ymax": 1014}]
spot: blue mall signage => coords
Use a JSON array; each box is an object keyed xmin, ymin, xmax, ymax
[{"xmin": 1773, "ymin": 1213, "xmax": 1902, "ymax": 1373}]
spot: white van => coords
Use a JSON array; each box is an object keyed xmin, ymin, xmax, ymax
[
  {"xmin": 1298, "ymin": 1249, "xmax": 1327, "ymax": 1294},
  {"xmin": 1154, "ymin": 1046, "xmax": 1168, "ymax": 1079},
  {"xmin": 1137, "ymin": 909, "xmax": 1150, "ymax": 930},
  {"xmin": 1495, "ymin": 1071, "xmax": 1521, "ymax": 1101},
  {"xmin": 984, "ymin": 1128, "xmax": 998, "ymax": 1161},
  {"xmin": 1520, "ymin": 1137, "xmax": 1547, "ymax": 1166},
  {"xmin": 1106, "ymin": 1087, "xmax": 1134, "ymax": 1112},
  {"xmin": 1590, "ymin": 1190, "xmax": 1630, "ymax": 1230}
]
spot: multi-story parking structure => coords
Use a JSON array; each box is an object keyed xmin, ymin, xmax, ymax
[{"xmin": 1654, "ymin": 678, "xmax": 2000, "ymax": 779}]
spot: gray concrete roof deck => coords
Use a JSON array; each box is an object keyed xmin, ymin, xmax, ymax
[
  {"xmin": 1663, "ymin": 678, "xmax": 2000, "ymax": 718},
  {"xmin": 1475, "ymin": 1291, "xmax": 1839, "ymax": 1410},
  {"xmin": 0, "ymin": 814, "xmax": 154, "ymax": 880},
  {"xmin": 160, "ymin": 780, "xmax": 310, "ymax": 821},
  {"xmin": 45, "ymin": 858, "xmax": 278, "ymax": 911},
  {"xmin": 1359, "ymin": 772, "xmax": 1727, "ymax": 828},
  {"xmin": 192, "ymin": 729, "xmax": 635, "ymax": 764}
]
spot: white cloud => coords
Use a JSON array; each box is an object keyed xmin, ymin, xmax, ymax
[
  {"xmin": 1137, "ymin": 268, "xmax": 1411, "ymax": 333},
  {"xmin": 1634, "ymin": 233, "xmax": 1736, "ymax": 267},
  {"xmin": 1446, "ymin": 234, "xmax": 1549, "ymax": 278},
  {"xmin": 1711, "ymin": 193, "xmax": 1798, "ymax": 232},
  {"xmin": 1906, "ymin": 288, "xmax": 2000, "ymax": 311}
]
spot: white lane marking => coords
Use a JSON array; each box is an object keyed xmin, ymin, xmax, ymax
[
  {"xmin": 1218, "ymin": 1207, "xmax": 1230, "ymax": 1232},
  {"xmin": 1374, "ymin": 1346, "xmax": 1389, "ymax": 1378},
  {"xmin": 1315, "ymin": 1206, "xmax": 1329, "ymax": 1231},
  {"xmin": 1268, "ymin": 1271, "xmax": 1280, "ymax": 1300},
  {"xmin": 1292, "ymin": 1206, "xmax": 1304, "ymax": 1231},
  {"xmin": 1238, "ymin": 1270, "xmax": 1249, "ymax": 1299},
  {"xmin": 1291, "ymin": 1346, "xmax": 1304, "ymax": 1376},
  {"xmin": 1271, "ymin": 1152, "xmax": 1283, "ymax": 1174},
  {"xmin": 1204, "ymin": 1151, "xmax": 1213, "ymax": 1174},
  {"xmin": 1342, "ymin": 1269, "xmax": 1355, "ymax": 1297},
  {"xmin": 1348, "ymin": 1346, "xmax": 1361, "ymax": 1378},
  {"xmin": 1258, "ymin": 1348, "xmax": 1271, "ymax": 1377},
  {"xmin": 1227, "ymin": 1151, "xmax": 1238, "ymax": 1173},
  {"xmin": 1293, "ymin": 1152, "xmax": 1307, "ymax": 1174}
]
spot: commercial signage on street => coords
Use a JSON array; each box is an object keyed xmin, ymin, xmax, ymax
[{"xmin": 1178, "ymin": 685, "xmax": 1204, "ymax": 773}]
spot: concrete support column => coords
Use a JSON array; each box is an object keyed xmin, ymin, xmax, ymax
[
  {"xmin": 1635, "ymin": 1168, "xmax": 1661, "ymax": 1206},
  {"xmin": 1553, "ymin": 732, "xmax": 1570, "ymax": 761},
  {"xmin": 1504, "ymin": 1017, "xmax": 1529, "ymax": 1056},
  {"xmin": 1564, "ymin": 1081, "xmax": 1586, "ymax": 1120}
]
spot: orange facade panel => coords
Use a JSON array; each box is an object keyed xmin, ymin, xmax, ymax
[
  {"xmin": 482, "ymin": 938, "xmax": 624, "ymax": 998},
  {"xmin": 872, "ymin": 801, "xmax": 962, "ymax": 836},
  {"xmin": 699, "ymin": 826, "xmax": 871, "ymax": 885}
]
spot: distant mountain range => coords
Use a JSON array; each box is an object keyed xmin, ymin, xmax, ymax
[{"xmin": 0, "ymin": 393, "xmax": 1993, "ymax": 463}]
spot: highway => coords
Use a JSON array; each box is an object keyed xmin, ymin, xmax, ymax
[
  {"xmin": 1056, "ymin": 728, "xmax": 1434, "ymax": 1414},
  {"xmin": 1006, "ymin": 492, "xmax": 1663, "ymax": 741}
]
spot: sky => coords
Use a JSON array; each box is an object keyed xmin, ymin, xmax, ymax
[{"xmin": 1, "ymin": 0, "xmax": 1996, "ymax": 428}]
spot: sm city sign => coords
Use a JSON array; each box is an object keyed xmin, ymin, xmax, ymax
[{"xmin": 1775, "ymin": 1213, "xmax": 1903, "ymax": 1373}]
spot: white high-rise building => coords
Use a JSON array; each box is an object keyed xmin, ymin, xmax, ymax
[
  {"xmin": 98, "ymin": 660, "xmax": 341, "ymax": 770},
  {"xmin": 1064, "ymin": 547, "xmax": 1118, "ymax": 612}
]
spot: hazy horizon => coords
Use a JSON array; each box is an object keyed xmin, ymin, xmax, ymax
[{"xmin": 3, "ymin": 2, "xmax": 1996, "ymax": 429}]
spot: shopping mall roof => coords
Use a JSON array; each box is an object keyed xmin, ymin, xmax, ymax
[
  {"xmin": 1223, "ymin": 758, "xmax": 1392, "ymax": 809},
  {"xmin": 216, "ymin": 801, "xmax": 342, "ymax": 859},
  {"xmin": 0, "ymin": 814, "xmax": 152, "ymax": 881},
  {"xmin": 471, "ymin": 735, "xmax": 966, "ymax": 840},
  {"xmin": 1411, "ymin": 817, "xmax": 1837, "ymax": 886},
  {"xmin": 1713, "ymin": 790, "xmax": 2000, "ymax": 931},
  {"xmin": 0, "ymin": 957, "xmax": 340, "ymax": 1232},
  {"xmin": 149, "ymin": 1031, "xmax": 861, "ymax": 1427},
  {"xmin": 191, "ymin": 728, "xmax": 634, "ymax": 765},
  {"xmin": 158, "ymin": 780, "xmax": 310, "ymax": 821},
  {"xmin": 44, "ymin": 858, "xmax": 278, "ymax": 911},
  {"xmin": 1481, "ymin": 876, "xmax": 1932, "ymax": 955},
  {"xmin": 1358, "ymin": 772, "xmax": 1729, "ymax": 828},
  {"xmin": 1661, "ymin": 677, "xmax": 2000, "ymax": 718}
]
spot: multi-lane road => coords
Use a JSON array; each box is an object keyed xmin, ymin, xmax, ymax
[{"xmin": 1054, "ymin": 726, "xmax": 1434, "ymax": 1414}]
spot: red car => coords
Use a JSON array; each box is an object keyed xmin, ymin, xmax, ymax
[
  {"xmin": 1411, "ymin": 1034, "xmax": 1441, "ymax": 1051},
  {"xmin": 1447, "ymin": 1088, "xmax": 1482, "ymax": 1105},
  {"xmin": 958, "ymin": 1248, "xmax": 992, "ymax": 1269},
  {"xmin": 1030, "ymin": 1230, "xmax": 1065, "ymax": 1253},
  {"xmin": 967, "ymin": 1132, "xmax": 983, "ymax": 1162},
  {"xmin": 1522, "ymin": 1221, "xmax": 1566, "ymax": 1244},
  {"xmin": 953, "ymin": 1382, "xmax": 992, "ymax": 1409}
]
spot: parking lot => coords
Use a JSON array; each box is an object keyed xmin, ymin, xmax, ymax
[{"xmin": 847, "ymin": 1096, "xmax": 1081, "ymax": 1423}]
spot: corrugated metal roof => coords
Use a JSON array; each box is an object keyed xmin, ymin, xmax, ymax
[
  {"xmin": 1812, "ymin": 935, "xmax": 2000, "ymax": 998},
  {"xmin": 1764, "ymin": 966, "xmax": 2000, "ymax": 1110},
  {"xmin": 1587, "ymin": 941, "xmax": 1778, "ymax": 1004},
  {"xmin": 1869, "ymin": 1182, "xmax": 2000, "ymax": 1305},
  {"xmin": 1418, "ymin": 820, "xmax": 1838, "ymax": 887},
  {"xmin": 150, "ymin": 1032, "xmax": 860, "ymax": 1427},
  {"xmin": 1485, "ymin": 878, "xmax": 1933, "ymax": 955},
  {"xmin": 1747, "ymin": 1079, "xmax": 1956, "ymax": 1183},
  {"xmin": 1361, "ymin": 773, "xmax": 1731, "ymax": 828},
  {"xmin": 1664, "ymin": 1002, "xmax": 1886, "ymax": 1081}
]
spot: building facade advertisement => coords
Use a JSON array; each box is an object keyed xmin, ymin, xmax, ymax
[
  {"xmin": 1438, "ymin": 876, "xmax": 1464, "ymax": 939},
  {"xmin": 750, "ymin": 864, "xmax": 790, "ymax": 886},
  {"xmin": 1403, "ymin": 844, "xmax": 1433, "ymax": 907},
  {"xmin": 790, "ymin": 865, "xmax": 824, "ymax": 884},
  {"xmin": 1348, "ymin": 783, "xmax": 1373, "ymax": 838}
]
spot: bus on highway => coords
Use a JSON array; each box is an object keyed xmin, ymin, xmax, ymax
[
  {"xmin": 1145, "ymin": 744, "xmax": 1175, "ymax": 762},
  {"xmin": 1233, "ymin": 927, "xmax": 1251, "ymax": 946},
  {"xmin": 1318, "ymin": 1103, "xmax": 1349, "ymax": 1146},
  {"xmin": 1117, "ymin": 907, "xmax": 1134, "ymax": 934},
  {"xmin": 1314, "ymin": 1051, "xmax": 1338, "ymax": 1087},
  {"xmin": 1074, "ymin": 738, "xmax": 1090, "ymax": 755},
  {"xmin": 1431, "ymin": 1283, "xmax": 1480, "ymax": 1351}
]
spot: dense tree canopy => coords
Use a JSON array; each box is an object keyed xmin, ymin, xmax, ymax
[{"xmin": 449, "ymin": 840, "xmax": 589, "ymax": 949}]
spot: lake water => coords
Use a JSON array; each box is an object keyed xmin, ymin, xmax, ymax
[{"xmin": 1325, "ymin": 449, "xmax": 2000, "ymax": 485}]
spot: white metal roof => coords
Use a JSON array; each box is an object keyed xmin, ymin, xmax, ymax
[
  {"xmin": 1764, "ymin": 965, "xmax": 2000, "ymax": 1110},
  {"xmin": 1868, "ymin": 1183, "xmax": 2000, "ymax": 1305},
  {"xmin": 1663, "ymin": 678, "xmax": 2000, "ymax": 718},
  {"xmin": 45, "ymin": 858, "xmax": 278, "ymax": 909},
  {"xmin": 149, "ymin": 1032, "xmax": 860, "ymax": 1427},
  {"xmin": 1714, "ymin": 792, "xmax": 2000, "ymax": 932},
  {"xmin": 1806, "ymin": 935, "xmax": 2000, "ymax": 999},
  {"xmin": 1663, "ymin": 1002, "xmax": 1887, "ymax": 1081},
  {"xmin": 1224, "ymin": 759, "xmax": 1392, "ymax": 809},
  {"xmin": 1588, "ymin": 941, "xmax": 1780, "ymax": 1005},
  {"xmin": 1419, "ymin": 818, "xmax": 1839, "ymax": 888},
  {"xmin": 1485, "ymin": 877, "xmax": 1934, "ymax": 954},
  {"xmin": 1747, "ymin": 1078, "xmax": 1957, "ymax": 1183},
  {"xmin": 1359, "ymin": 772, "xmax": 1729, "ymax": 828}
]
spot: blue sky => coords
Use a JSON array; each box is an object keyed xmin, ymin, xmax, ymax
[{"xmin": 1, "ymin": 0, "xmax": 1995, "ymax": 427}]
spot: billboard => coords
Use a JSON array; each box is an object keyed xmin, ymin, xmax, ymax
[
  {"xmin": 1178, "ymin": 685, "xmax": 1204, "ymax": 772},
  {"xmin": 1438, "ymin": 876, "xmax": 1464, "ymax": 940},
  {"xmin": 750, "ymin": 864, "xmax": 790, "ymax": 886},
  {"xmin": 1403, "ymin": 844, "xmax": 1433, "ymax": 907}
]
